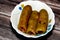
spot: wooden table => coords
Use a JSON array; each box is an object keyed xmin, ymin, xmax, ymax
[{"xmin": 0, "ymin": 0, "xmax": 60, "ymax": 40}]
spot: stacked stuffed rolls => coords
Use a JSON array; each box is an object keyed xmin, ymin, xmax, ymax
[{"xmin": 18, "ymin": 5, "xmax": 48, "ymax": 35}]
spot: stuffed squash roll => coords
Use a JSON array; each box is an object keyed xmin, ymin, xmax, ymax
[
  {"xmin": 26, "ymin": 11, "xmax": 38, "ymax": 35},
  {"xmin": 18, "ymin": 5, "xmax": 32, "ymax": 32},
  {"xmin": 36, "ymin": 9, "xmax": 48, "ymax": 34}
]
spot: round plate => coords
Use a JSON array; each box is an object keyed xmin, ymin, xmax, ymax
[{"xmin": 10, "ymin": 1, "xmax": 55, "ymax": 38}]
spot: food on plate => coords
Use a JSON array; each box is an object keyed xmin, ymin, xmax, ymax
[
  {"xmin": 18, "ymin": 5, "xmax": 32, "ymax": 32},
  {"xmin": 18, "ymin": 4, "xmax": 48, "ymax": 35},
  {"xmin": 26, "ymin": 11, "xmax": 38, "ymax": 35},
  {"xmin": 36, "ymin": 9, "xmax": 48, "ymax": 34}
]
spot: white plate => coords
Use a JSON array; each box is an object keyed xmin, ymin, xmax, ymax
[{"xmin": 10, "ymin": 1, "xmax": 55, "ymax": 38}]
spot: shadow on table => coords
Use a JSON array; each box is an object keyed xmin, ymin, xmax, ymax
[{"xmin": 10, "ymin": 22, "xmax": 54, "ymax": 40}]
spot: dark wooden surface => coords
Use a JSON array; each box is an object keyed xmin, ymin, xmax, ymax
[{"xmin": 0, "ymin": 0, "xmax": 60, "ymax": 40}]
